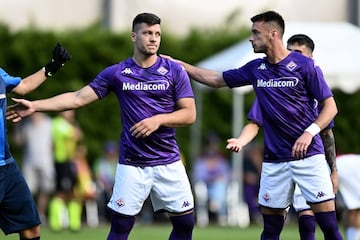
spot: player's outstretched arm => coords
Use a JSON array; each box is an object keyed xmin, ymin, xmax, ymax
[
  {"xmin": 7, "ymin": 86, "xmax": 98, "ymax": 123},
  {"xmin": 13, "ymin": 43, "xmax": 71, "ymax": 95},
  {"xmin": 160, "ymin": 54, "xmax": 226, "ymax": 88},
  {"xmin": 226, "ymin": 121, "xmax": 260, "ymax": 153}
]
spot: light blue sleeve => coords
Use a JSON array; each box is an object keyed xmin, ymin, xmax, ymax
[{"xmin": 0, "ymin": 67, "xmax": 21, "ymax": 93}]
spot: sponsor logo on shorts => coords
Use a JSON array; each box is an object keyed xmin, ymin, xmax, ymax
[
  {"xmin": 316, "ymin": 191, "xmax": 327, "ymax": 198},
  {"xmin": 116, "ymin": 198, "xmax": 125, "ymax": 207},
  {"xmin": 182, "ymin": 201, "xmax": 190, "ymax": 208},
  {"xmin": 263, "ymin": 193, "xmax": 271, "ymax": 202}
]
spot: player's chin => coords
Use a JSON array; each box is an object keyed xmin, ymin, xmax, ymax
[{"xmin": 146, "ymin": 48, "xmax": 159, "ymax": 55}]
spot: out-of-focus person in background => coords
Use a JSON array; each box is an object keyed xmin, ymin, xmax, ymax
[
  {"xmin": 193, "ymin": 132, "xmax": 231, "ymax": 227},
  {"xmin": 73, "ymin": 144, "xmax": 98, "ymax": 228},
  {"xmin": 242, "ymin": 142, "xmax": 262, "ymax": 224},
  {"xmin": 14, "ymin": 112, "xmax": 54, "ymax": 225},
  {"xmin": 336, "ymin": 153, "xmax": 360, "ymax": 240},
  {"xmin": 93, "ymin": 141, "xmax": 118, "ymax": 223},
  {"xmin": 49, "ymin": 110, "xmax": 83, "ymax": 232}
]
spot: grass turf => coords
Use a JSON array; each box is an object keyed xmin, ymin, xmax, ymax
[{"xmin": 2, "ymin": 223, "xmax": 335, "ymax": 240}]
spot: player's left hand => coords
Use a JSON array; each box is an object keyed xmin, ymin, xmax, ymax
[
  {"xmin": 44, "ymin": 43, "xmax": 72, "ymax": 77},
  {"xmin": 226, "ymin": 138, "xmax": 244, "ymax": 153},
  {"xmin": 292, "ymin": 132, "xmax": 313, "ymax": 158},
  {"xmin": 130, "ymin": 117, "xmax": 160, "ymax": 138}
]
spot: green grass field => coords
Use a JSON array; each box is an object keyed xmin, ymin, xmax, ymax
[{"xmin": 3, "ymin": 223, "xmax": 340, "ymax": 240}]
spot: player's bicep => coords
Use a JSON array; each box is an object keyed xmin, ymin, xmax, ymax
[
  {"xmin": 73, "ymin": 85, "xmax": 99, "ymax": 107},
  {"xmin": 176, "ymin": 97, "xmax": 195, "ymax": 111}
]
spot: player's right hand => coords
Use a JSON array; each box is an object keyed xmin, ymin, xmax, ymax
[{"xmin": 6, "ymin": 98, "xmax": 35, "ymax": 122}]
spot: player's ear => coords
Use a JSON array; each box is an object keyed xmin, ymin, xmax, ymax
[
  {"xmin": 271, "ymin": 29, "xmax": 278, "ymax": 39},
  {"xmin": 131, "ymin": 32, "xmax": 136, "ymax": 42}
]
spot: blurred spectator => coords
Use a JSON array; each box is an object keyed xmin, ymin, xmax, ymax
[
  {"xmin": 49, "ymin": 110, "xmax": 83, "ymax": 232},
  {"xmin": 242, "ymin": 142, "xmax": 262, "ymax": 224},
  {"xmin": 93, "ymin": 141, "xmax": 118, "ymax": 223},
  {"xmin": 336, "ymin": 153, "xmax": 360, "ymax": 240},
  {"xmin": 73, "ymin": 144, "xmax": 98, "ymax": 227},
  {"xmin": 14, "ymin": 112, "xmax": 55, "ymax": 225},
  {"xmin": 193, "ymin": 132, "xmax": 231, "ymax": 226}
]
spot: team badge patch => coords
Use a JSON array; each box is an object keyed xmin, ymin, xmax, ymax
[
  {"xmin": 116, "ymin": 198, "xmax": 125, "ymax": 207},
  {"xmin": 263, "ymin": 193, "xmax": 271, "ymax": 202},
  {"xmin": 286, "ymin": 61, "xmax": 297, "ymax": 71},
  {"xmin": 157, "ymin": 66, "xmax": 168, "ymax": 75}
]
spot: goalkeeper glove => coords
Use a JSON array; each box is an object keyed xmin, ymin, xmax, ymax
[{"xmin": 44, "ymin": 43, "xmax": 71, "ymax": 77}]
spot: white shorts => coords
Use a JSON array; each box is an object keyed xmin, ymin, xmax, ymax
[
  {"xmin": 22, "ymin": 162, "xmax": 55, "ymax": 194},
  {"xmin": 337, "ymin": 154, "xmax": 360, "ymax": 210},
  {"xmin": 259, "ymin": 154, "xmax": 334, "ymax": 209},
  {"xmin": 292, "ymin": 184, "xmax": 311, "ymax": 212},
  {"xmin": 107, "ymin": 160, "xmax": 194, "ymax": 216}
]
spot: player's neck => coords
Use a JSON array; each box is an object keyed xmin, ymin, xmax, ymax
[
  {"xmin": 267, "ymin": 45, "xmax": 291, "ymax": 64},
  {"xmin": 132, "ymin": 54, "xmax": 158, "ymax": 68}
]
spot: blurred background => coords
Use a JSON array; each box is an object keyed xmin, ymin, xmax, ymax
[{"xmin": 1, "ymin": 0, "xmax": 360, "ymax": 234}]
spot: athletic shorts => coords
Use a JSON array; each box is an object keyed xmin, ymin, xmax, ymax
[
  {"xmin": 22, "ymin": 162, "xmax": 55, "ymax": 194},
  {"xmin": 0, "ymin": 162, "xmax": 40, "ymax": 235},
  {"xmin": 55, "ymin": 161, "xmax": 78, "ymax": 193},
  {"xmin": 108, "ymin": 160, "xmax": 194, "ymax": 216},
  {"xmin": 337, "ymin": 154, "xmax": 360, "ymax": 209},
  {"xmin": 259, "ymin": 154, "xmax": 334, "ymax": 209},
  {"xmin": 292, "ymin": 184, "xmax": 311, "ymax": 212}
]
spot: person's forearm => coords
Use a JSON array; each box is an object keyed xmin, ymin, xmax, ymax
[
  {"xmin": 14, "ymin": 69, "xmax": 47, "ymax": 95},
  {"xmin": 238, "ymin": 123, "xmax": 260, "ymax": 146},
  {"xmin": 32, "ymin": 92, "xmax": 79, "ymax": 112},
  {"xmin": 320, "ymin": 128, "xmax": 337, "ymax": 172},
  {"xmin": 155, "ymin": 106, "xmax": 196, "ymax": 128},
  {"xmin": 315, "ymin": 97, "xmax": 338, "ymax": 130},
  {"xmin": 179, "ymin": 60, "xmax": 226, "ymax": 88}
]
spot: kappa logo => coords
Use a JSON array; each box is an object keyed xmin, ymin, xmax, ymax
[
  {"xmin": 316, "ymin": 191, "xmax": 327, "ymax": 198},
  {"xmin": 257, "ymin": 63, "xmax": 267, "ymax": 70},
  {"xmin": 182, "ymin": 201, "xmax": 190, "ymax": 208},
  {"xmin": 121, "ymin": 68, "xmax": 133, "ymax": 75}
]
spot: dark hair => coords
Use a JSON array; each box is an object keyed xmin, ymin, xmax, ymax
[
  {"xmin": 287, "ymin": 34, "xmax": 315, "ymax": 52},
  {"xmin": 132, "ymin": 13, "xmax": 161, "ymax": 32},
  {"xmin": 250, "ymin": 10, "xmax": 285, "ymax": 35}
]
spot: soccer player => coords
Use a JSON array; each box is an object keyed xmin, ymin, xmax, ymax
[
  {"xmin": 226, "ymin": 34, "xmax": 338, "ymax": 240},
  {"xmin": 163, "ymin": 10, "xmax": 343, "ymax": 240},
  {"xmin": 6, "ymin": 13, "xmax": 196, "ymax": 240},
  {"xmin": 0, "ymin": 43, "xmax": 70, "ymax": 240},
  {"xmin": 336, "ymin": 153, "xmax": 360, "ymax": 240}
]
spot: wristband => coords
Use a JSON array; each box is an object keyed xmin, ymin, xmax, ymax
[{"xmin": 305, "ymin": 123, "xmax": 321, "ymax": 136}]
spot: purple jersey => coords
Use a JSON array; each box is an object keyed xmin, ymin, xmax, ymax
[
  {"xmin": 89, "ymin": 56, "xmax": 194, "ymax": 167},
  {"xmin": 224, "ymin": 51, "xmax": 333, "ymax": 163}
]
